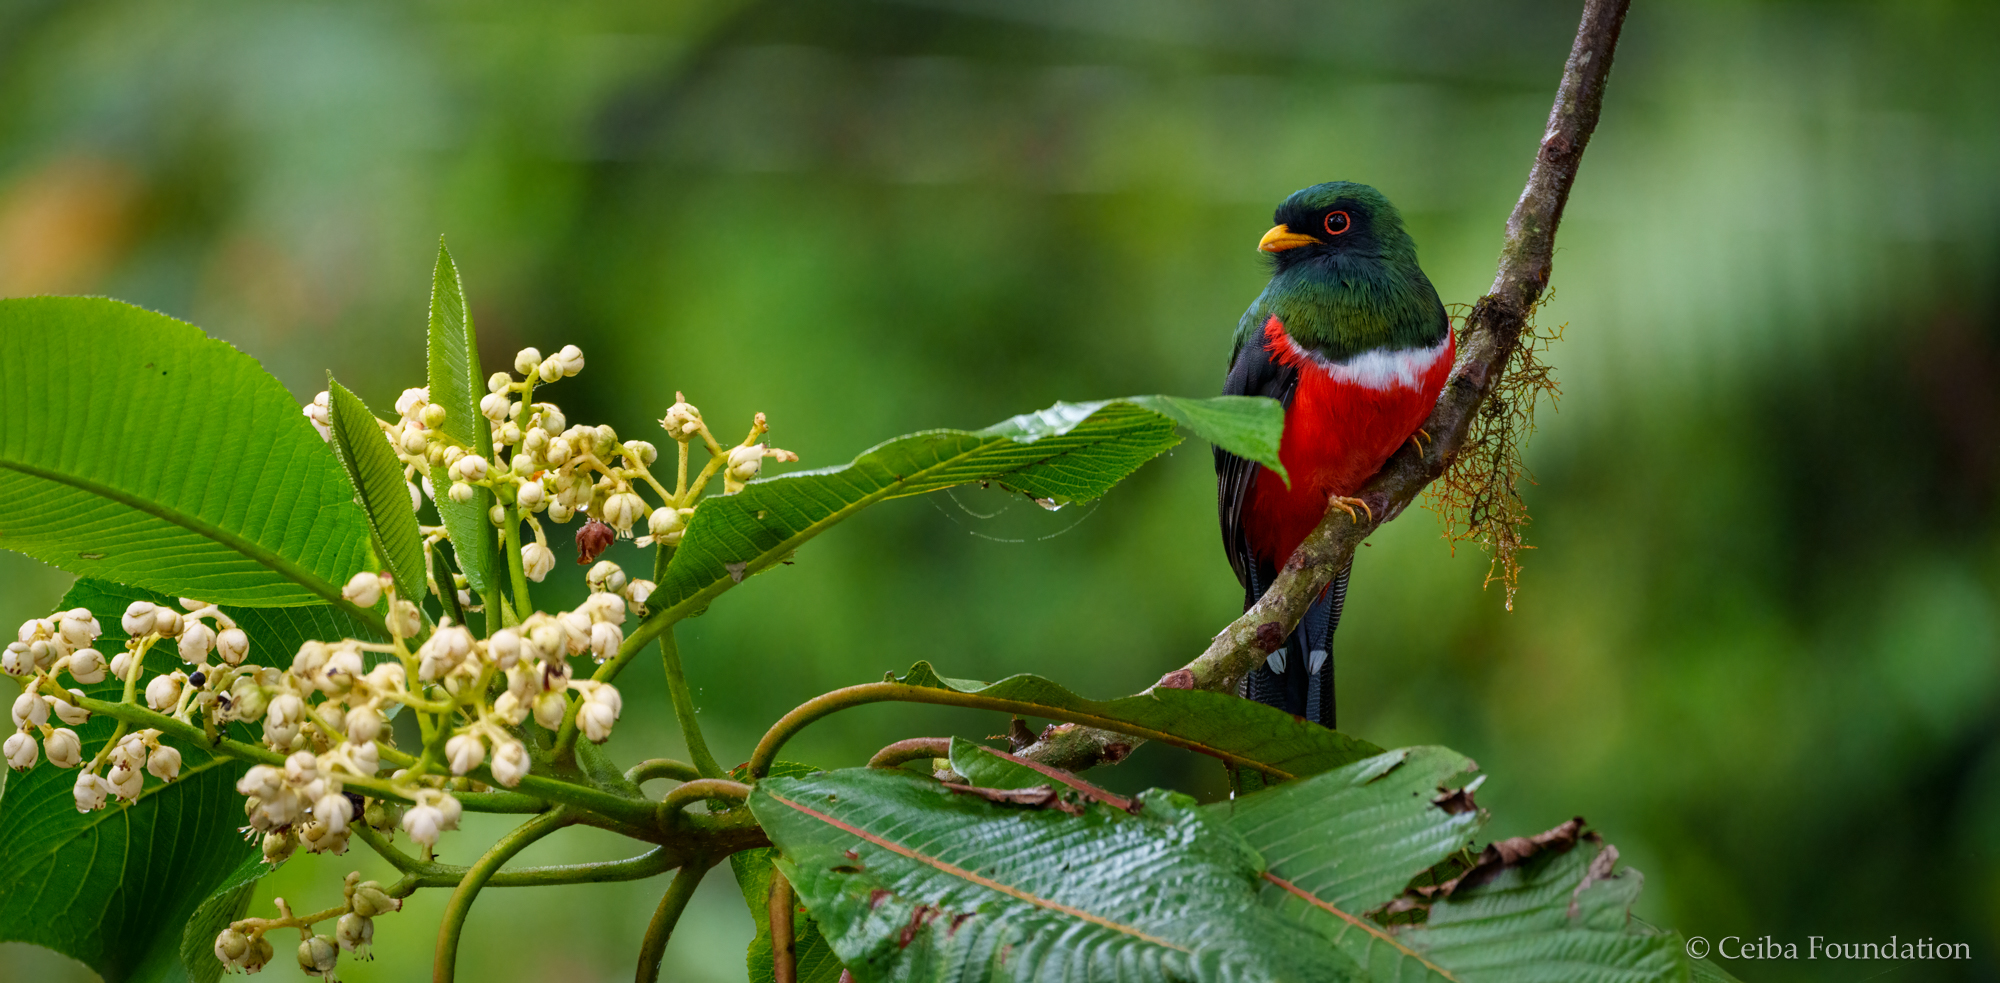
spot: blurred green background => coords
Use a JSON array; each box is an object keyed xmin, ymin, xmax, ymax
[{"xmin": 1, "ymin": 0, "xmax": 1995, "ymax": 980}]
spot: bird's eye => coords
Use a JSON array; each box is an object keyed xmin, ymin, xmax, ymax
[{"xmin": 1323, "ymin": 211, "xmax": 1351, "ymax": 236}]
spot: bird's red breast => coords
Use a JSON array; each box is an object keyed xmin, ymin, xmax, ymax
[{"xmin": 1244, "ymin": 315, "xmax": 1455, "ymax": 566}]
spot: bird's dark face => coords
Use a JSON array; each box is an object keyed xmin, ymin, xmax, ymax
[{"xmin": 1256, "ymin": 181, "xmax": 1402, "ymax": 272}]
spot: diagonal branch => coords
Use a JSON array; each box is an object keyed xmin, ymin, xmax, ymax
[{"xmin": 1021, "ymin": 0, "xmax": 1632, "ymax": 773}]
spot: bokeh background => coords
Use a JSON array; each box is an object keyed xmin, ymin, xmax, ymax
[{"xmin": 2, "ymin": 0, "xmax": 1996, "ymax": 980}]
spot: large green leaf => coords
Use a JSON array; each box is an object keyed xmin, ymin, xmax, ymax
[
  {"xmin": 1397, "ymin": 840, "xmax": 1689, "ymax": 983},
  {"xmin": 325, "ymin": 377, "xmax": 426, "ymax": 605},
  {"xmin": 425, "ymin": 241, "xmax": 500, "ymax": 601},
  {"xmin": 0, "ymin": 297, "xmax": 370, "ymax": 607},
  {"xmin": 752, "ymin": 767, "xmax": 1360, "ymax": 983},
  {"xmin": 653, "ymin": 396, "xmax": 1284, "ymax": 623},
  {"xmin": 177, "ymin": 853, "xmax": 279, "ymax": 983},
  {"xmin": 1217, "ymin": 748, "xmax": 1486, "ymax": 981},
  {"xmin": 892, "ymin": 661, "xmax": 1382, "ymax": 781},
  {"xmin": 0, "ymin": 579, "xmax": 354, "ymax": 982}
]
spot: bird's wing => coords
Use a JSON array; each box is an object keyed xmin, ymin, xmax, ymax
[{"xmin": 1216, "ymin": 328, "xmax": 1297, "ymax": 601}]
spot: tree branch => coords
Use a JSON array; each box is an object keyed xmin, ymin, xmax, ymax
[{"xmin": 1020, "ymin": 0, "xmax": 1631, "ymax": 772}]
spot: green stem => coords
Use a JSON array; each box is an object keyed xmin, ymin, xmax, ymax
[
  {"xmin": 625, "ymin": 758, "xmax": 702, "ymax": 786},
  {"xmin": 747, "ymin": 682, "xmax": 1293, "ymax": 780},
  {"xmin": 501, "ymin": 506, "xmax": 533, "ymax": 623},
  {"xmin": 658, "ymin": 628, "xmax": 723, "ymax": 779},
  {"xmin": 657, "ymin": 779, "xmax": 750, "ymax": 825},
  {"xmin": 359, "ymin": 822, "xmax": 686, "ymax": 892},
  {"xmin": 433, "ymin": 808, "xmax": 571, "ymax": 983},
  {"xmin": 634, "ymin": 860, "xmax": 712, "ymax": 983}
]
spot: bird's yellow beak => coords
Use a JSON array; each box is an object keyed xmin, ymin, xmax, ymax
[{"xmin": 1258, "ymin": 224, "xmax": 1317, "ymax": 253}]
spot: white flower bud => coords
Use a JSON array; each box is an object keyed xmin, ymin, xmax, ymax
[
  {"xmin": 342, "ymin": 571, "xmax": 384, "ymax": 608},
  {"xmin": 347, "ymin": 739, "xmax": 380, "ymax": 777},
  {"xmin": 420, "ymin": 403, "xmax": 448, "ymax": 428},
  {"xmin": 108, "ymin": 650, "xmax": 138, "ymax": 683},
  {"xmin": 58, "ymin": 615, "xmax": 98, "ymax": 647},
  {"xmin": 556, "ymin": 610, "xmax": 591, "ymax": 653},
  {"xmin": 265, "ymin": 693, "xmax": 305, "ymax": 749},
  {"xmin": 214, "ymin": 927, "xmax": 253, "ymax": 970},
  {"xmin": 489, "ymin": 503, "xmax": 507, "ymax": 526},
  {"xmin": 489, "ymin": 739, "xmax": 529, "ymax": 787},
  {"xmin": 407, "ymin": 480, "xmax": 424, "ymax": 512},
  {"xmin": 49, "ymin": 693, "xmax": 89, "ymax": 726},
  {"xmin": 577, "ymin": 683, "xmax": 622, "ymax": 743},
  {"xmin": 588, "ymin": 622, "xmax": 623, "ymax": 663},
  {"xmin": 543, "ymin": 435, "xmax": 572, "ymax": 466},
  {"xmin": 622, "ymin": 440, "xmax": 658, "ymax": 466},
  {"xmin": 147, "ymin": 743, "xmax": 181, "ymax": 781},
  {"xmin": 5, "ymin": 732, "xmax": 37, "ymax": 770},
  {"xmin": 532, "ymin": 690, "xmax": 567, "ymax": 729},
  {"xmin": 400, "ymin": 426, "xmax": 429, "ymax": 455},
  {"xmin": 445, "ymin": 732, "xmax": 485, "ymax": 775},
  {"xmin": 527, "ymin": 622, "xmax": 565, "ymax": 663},
  {"xmin": 303, "ymin": 391, "xmax": 332, "ymax": 439},
  {"xmin": 12, "ymin": 690, "xmax": 49, "ymax": 729},
  {"xmin": 602, "ymin": 492, "xmax": 646, "ymax": 533},
  {"xmin": 298, "ymin": 933, "xmax": 339, "ymax": 976},
  {"xmin": 110, "ymin": 732, "xmax": 149, "ymax": 771},
  {"xmin": 625, "ymin": 579, "xmax": 655, "ymax": 615},
  {"xmin": 402, "ymin": 802, "xmax": 444, "ymax": 846},
  {"xmin": 479, "ymin": 391, "xmax": 513, "ymax": 421},
  {"xmin": 537, "ymin": 356, "xmax": 564, "ymax": 383},
  {"xmin": 336, "ymin": 912, "xmax": 374, "ymax": 957},
  {"xmin": 314, "ymin": 791, "xmax": 355, "ymax": 834},
  {"xmin": 646, "ymin": 507, "xmax": 683, "ymax": 542},
  {"xmin": 521, "ymin": 542, "xmax": 555, "ymax": 582},
  {"xmin": 45, "ymin": 728, "xmax": 82, "ymax": 768},
  {"xmin": 556, "ymin": 344, "xmax": 585, "ymax": 376},
  {"xmin": 60, "ymin": 646, "xmax": 106, "ymax": 684},
  {"xmin": 586, "ymin": 561, "xmax": 628, "ymax": 595},
  {"xmin": 492, "ymin": 689, "xmax": 528, "ymax": 725},
  {"xmin": 513, "ymin": 347, "xmax": 543, "ymax": 375},
  {"xmin": 145, "ymin": 673, "xmax": 182, "ymax": 711},
  {"xmin": 263, "ymin": 828, "xmax": 297, "ymax": 864},
  {"xmin": 486, "ymin": 371, "xmax": 512, "ymax": 395},
  {"xmin": 73, "ymin": 772, "xmax": 110, "ymax": 811},
  {"xmin": 488, "ymin": 628, "xmax": 523, "ymax": 669},
  {"xmin": 177, "ymin": 622, "xmax": 216, "ymax": 662},
  {"xmin": 2, "ymin": 642, "xmax": 29, "ymax": 676},
  {"xmin": 108, "ymin": 762, "xmax": 143, "ymax": 800},
  {"xmin": 537, "ymin": 405, "xmax": 567, "ymax": 435},
  {"xmin": 395, "ymin": 387, "xmax": 430, "ymax": 417},
  {"xmin": 350, "ymin": 880, "xmax": 401, "ymax": 917},
  {"xmin": 516, "ymin": 479, "xmax": 547, "ymax": 510},
  {"xmin": 347, "ymin": 706, "xmax": 384, "ymax": 744},
  {"xmin": 215, "ymin": 628, "xmax": 249, "ymax": 666},
  {"xmin": 547, "ymin": 500, "xmax": 575, "ymax": 523},
  {"xmin": 149, "ymin": 608, "xmax": 183, "ymax": 638},
  {"xmin": 438, "ymin": 791, "xmax": 462, "ymax": 830},
  {"xmin": 387, "ymin": 600, "xmax": 423, "ymax": 638},
  {"xmin": 121, "ymin": 601, "xmax": 158, "ymax": 637},
  {"xmin": 659, "ymin": 396, "xmax": 702, "ymax": 439},
  {"xmin": 449, "ymin": 481, "xmax": 475, "ymax": 503}
]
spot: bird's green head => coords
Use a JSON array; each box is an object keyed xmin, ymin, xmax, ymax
[{"xmin": 1256, "ymin": 181, "xmax": 1417, "ymax": 271}]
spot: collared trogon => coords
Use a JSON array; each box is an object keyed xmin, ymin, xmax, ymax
[{"xmin": 1216, "ymin": 182, "xmax": 1454, "ymax": 729}]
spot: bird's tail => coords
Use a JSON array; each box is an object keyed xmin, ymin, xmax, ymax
[{"xmin": 1239, "ymin": 563, "xmax": 1350, "ymax": 729}]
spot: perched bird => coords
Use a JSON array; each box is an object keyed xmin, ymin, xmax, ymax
[{"xmin": 1216, "ymin": 182, "xmax": 1453, "ymax": 728}]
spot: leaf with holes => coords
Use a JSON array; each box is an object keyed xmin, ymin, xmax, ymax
[
  {"xmin": 325, "ymin": 377, "xmax": 426, "ymax": 604},
  {"xmin": 0, "ymin": 579, "xmax": 352, "ymax": 982},
  {"xmin": 0, "ymin": 297, "xmax": 371, "ymax": 608},
  {"xmin": 425, "ymin": 241, "xmax": 500, "ymax": 601},
  {"xmin": 651, "ymin": 396, "xmax": 1284, "ymax": 626},
  {"xmin": 751, "ymin": 767, "xmax": 1360, "ymax": 982},
  {"xmin": 1215, "ymin": 747, "xmax": 1486, "ymax": 981}
]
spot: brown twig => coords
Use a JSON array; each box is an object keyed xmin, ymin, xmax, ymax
[
  {"xmin": 1019, "ymin": 0, "xmax": 1631, "ymax": 773},
  {"xmin": 770, "ymin": 869, "xmax": 797, "ymax": 983}
]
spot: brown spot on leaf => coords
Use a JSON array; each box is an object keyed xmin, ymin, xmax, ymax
[
  {"xmin": 1006, "ymin": 717, "xmax": 1036, "ymax": 751},
  {"xmin": 1566, "ymin": 843, "xmax": 1620, "ymax": 919},
  {"xmin": 843, "ymin": 849, "xmax": 859, "ymax": 861},
  {"xmin": 1155, "ymin": 669, "xmax": 1195, "ymax": 690},
  {"xmin": 1431, "ymin": 784, "xmax": 1479, "ymax": 816},
  {"xmin": 897, "ymin": 905, "xmax": 940, "ymax": 948},
  {"xmin": 1101, "ymin": 742, "xmax": 1133, "ymax": 765},
  {"xmin": 725, "ymin": 562, "xmax": 749, "ymax": 583},
  {"xmin": 867, "ymin": 888, "xmax": 891, "ymax": 910},
  {"xmin": 941, "ymin": 782, "xmax": 1082, "ymax": 815},
  {"xmin": 949, "ymin": 913, "xmax": 975, "ymax": 935},
  {"xmin": 1421, "ymin": 817, "xmax": 1590, "ymax": 899},
  {"xmin": 1255, "ymin": 621, "xmax": 1286, "ymax": 652}
]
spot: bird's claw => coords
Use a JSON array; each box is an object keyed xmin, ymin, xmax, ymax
[
  {"xmin": 1327, "ymin": 495, "xmax": 1374, "ymax": 525},
  {"xmin": 1407, "ymin": 428, "xmax": 1433, "ymax": 456}
]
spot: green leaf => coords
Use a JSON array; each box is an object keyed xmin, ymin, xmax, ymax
[
  {"xmin": 1398, "ymin": 840, "xmax": 1689, "ymax": 983},
  {"xmin": 0, "ymin": 579, "xmax": 353, "ymax": 981},
  {"xmin": 894, "ymin": 661, "xmax": 1383, "ymax": 781},
  {"xmin": 1216, "ymin": 748, "xmax": 1487, "ymax": 981},
  {"xmin": 1121, "ymin": 395, "xmax": 1287, "ymax": 484},
  {"xmin": 946, "ymin": 737, "xmax": 1048, "ymax": 790},
  {"xmin": 178, "ymin": 853, "xmax": 279, "ymax": 983},
  {"xmin": 751, "ymin": 767, "xmax": 1361, "ymax": 982},
  {"xmin": 729, "ymin": 762, "xmax": 846, "ymax": 983},
  {"xmin": 0, "ymin": 297, "xmax": 371, "ymax": 607},
  {"xmin": 325, "ymin": 378, "xmax": 426, "ymax": 605},
  {"xmin": 425, "ymin": 241, "xmax": 499, "ymax": 601},
  {"xmin": 655, "ymin": 396, "xmax": 1281, "ymax": 624}
]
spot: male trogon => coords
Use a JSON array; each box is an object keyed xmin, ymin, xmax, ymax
[{"xmin": 1215, "ymin": 182, "xmax": 1453, "ymax": 729}]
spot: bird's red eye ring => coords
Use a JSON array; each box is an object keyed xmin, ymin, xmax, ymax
[{"xmin": 1324, "ymin": 211, "xmax": 1351, "ymax": 236}]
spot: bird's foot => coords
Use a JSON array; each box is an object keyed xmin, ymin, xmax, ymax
[
  {"xmin": 1327, "ymin": 495, "xmax": 1374, "ymax": 524},
  {"xmin": 1407, "ymin": 428, "xmax": 1433, "ymax": 456}
]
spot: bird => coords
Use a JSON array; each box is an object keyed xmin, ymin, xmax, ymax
[{"xmin": 1216, "ymin": 182, "xmax": 1454, "ymax": 730}]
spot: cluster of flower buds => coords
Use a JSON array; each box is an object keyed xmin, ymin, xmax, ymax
[{"xmin": 215, "ymin": 872, "xmax": 401, "ymax": 977}]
